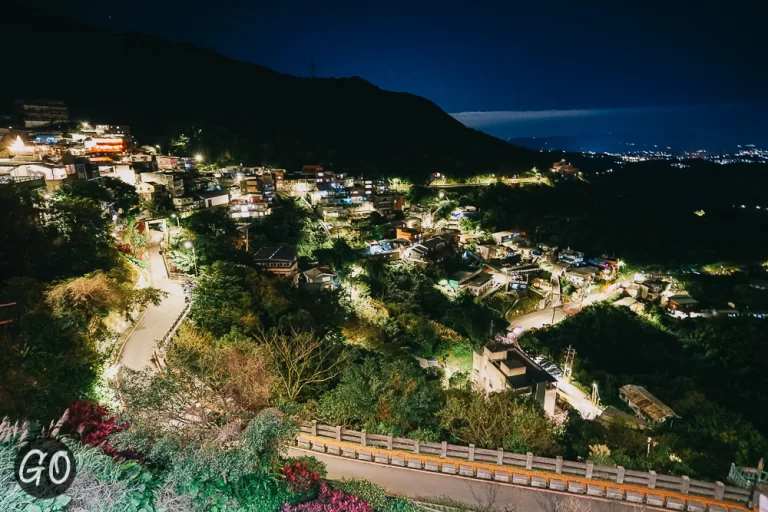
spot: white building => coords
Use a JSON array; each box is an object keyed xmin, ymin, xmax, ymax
[
  {"xmin": 563, "ymin": 266, "xmax": 599, "ymax": 286},
  {"xmin": 471, "ymin": 345, "xmax": 557, "ymax": 417}
]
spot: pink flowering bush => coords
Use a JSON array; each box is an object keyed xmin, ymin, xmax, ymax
[
  {"xmin": 281, "ymin": 482, "xmax": 372, "ymax": 512},
  {"xmin": 280, "ymin": 461, "xmax": 321, "ymax": 493}
]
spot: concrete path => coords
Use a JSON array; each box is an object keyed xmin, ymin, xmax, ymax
[
  {"xmin": 288, "ymin": 448, "xmax": 650, "ymax": 512},
  {"xmin": 119, "ymin": 229, "xmax": 186, "ymax": 371}
]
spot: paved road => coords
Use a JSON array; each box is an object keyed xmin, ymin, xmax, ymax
[
  {"xmin": 289, "ymin": 448, "xmax": 651, "ymax": 512},
  {"xmin": 120, "ymin": 229, "xmax": 186, "ymax": 371}
]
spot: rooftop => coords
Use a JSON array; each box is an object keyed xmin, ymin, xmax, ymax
[
  {"xmin": 482, "ymin": 345, "xmax": 556, "ymax": 389},
  {"xmin": 668, "ymin": 295, "xmax": 699, "ymax": 305},
  {"xmin": 303, "ymin": 267, "xmax": 337, "ymax": 280},
  {"xmin": 466, "ymin": 272, "xmax": 494, "ymax": 287},
  {"xmin": 567, "ymin": 266, "xmax": 600, "ymax": 276},
  {"xmin": 619, "ymin": 384, "xmax": 677, "ymax": 422},
  {"xmin": 253, "ymin": 245, "xmax": 297, "ymax": 262}
]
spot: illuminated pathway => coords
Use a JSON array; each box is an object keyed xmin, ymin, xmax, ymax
[{"xmin": 118, "ymin": 229, "xmax": 186, "ymax": 371}]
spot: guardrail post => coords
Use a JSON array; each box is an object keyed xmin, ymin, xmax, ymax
[
  {"xmin": 714, "ymin": 481, "xmax": 724, "ymax": 500},
  {"xmin": 361, "ymin": 429, "xmax": 367, "ymax": 447},
  {"xmin": 555, "ymin": 456, "xmax": 563, "ymax": 474},
  {"xmin": 387, "ymin": 433, "xmax": 393, "ymax": 450},
  {"xmin": 616, "ymin": 466, "xmax": 625, "ymax": 484},
  {"xmin": 585, "ymin": 461, "xmax": 594, "ymax": 480},
  {"xmin": 441, "ymin": 441, "xmax": 447, "ymax": 459},
  {"xmin": 681, "ymin": 475, "xmax": 690, "ymax": 494},
  {"xmin": 414, "ymin": 440, "xmax": 420, "ymax": 454},
  {"xmin": 648, "ymin": 470, "xmax": 656, "ymax": 489},
  {"xmin": 311, "ymin": 420, "xmax": 318, "ymax": 436},
  {"xmin": 497, "ymin": 448, "xmax": 504, "ymax": 465},
  {"xmin": 336, "ymin": 425, "xmax": 342, "ymax": 441},
  {"xmin": 468, "ymin": 444, "xmax": 475, "ymax": 462},
  {"xmin": 526, "ymin": 452, "xmax": 533, "ymax": 470}
]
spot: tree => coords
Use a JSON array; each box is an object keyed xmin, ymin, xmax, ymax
[
  {"xmin": 440, "ymin": 389, "xmax": 561, "ymax": 455},
  {"xmin": 183, "ymin": 208, "xmax": 246, "ymax": 265},
  {"xmin": 189, "ymin": 262, "xmax": 260, "ymax": 336},
  {"xmin": 318, "ymin": 357, "xmax": 443, "ymax": 437},
  {"xmin": 46, "ymin": 270, "xmax": 165, "ymax": 334},
  {"xmin": 0, "ymin": 184, "xmax": 49, "ymax": 282},
  {"xmin": 59, "ymin": 176, "xmax": 140, "ymax": 217},
  {"xmin": 262, "ymin": 329, "xmax": 346, "ymax": 401},
  {"xmin": 44, "ymin": 195, "xmax": 116, "ymax": 277},
  {"xmin": 167, "ymin": 324, "xmax": 274, "ymax": 414}
]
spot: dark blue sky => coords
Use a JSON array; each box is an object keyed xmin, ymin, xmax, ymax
[{"xmin": 37, "ymin": 0, "xmax": 768, "ymax": 144}]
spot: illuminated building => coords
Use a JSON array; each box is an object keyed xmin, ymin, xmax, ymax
[
  {"xmin": 84, "ymin": 137, "xmax": 124, "ymax": 153},
  {"xmin": 14, "ymin": 99, "xmax": 69, "ymax": 128}
]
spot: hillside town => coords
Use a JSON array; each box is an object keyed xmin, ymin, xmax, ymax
[{"xmin": 2, "ymin": 97, "xmax": 768, "ymax": 512}]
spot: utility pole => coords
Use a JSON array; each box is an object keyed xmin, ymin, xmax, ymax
[{"xmin": 563, "ymin": 345, "xmax": 576, "ymax": 382}]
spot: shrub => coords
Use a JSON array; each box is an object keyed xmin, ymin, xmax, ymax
[
  {"xmin": 280, "ymin": 461, "xmax": 321, "ymax": 493},
  {"xmin": 65, "ymin": 400, "xmax": 137, "ymax": 459},
  {"xmin": 332, "ymin": 479, "xmax": 386, "ymax": 511},
  {"xmin": 282, "ymin": 482, "xmax": 372, "ymax": 512},
  {"xmin": 283, "ymin": 455, "xmax": 328, "ymax": 479}
]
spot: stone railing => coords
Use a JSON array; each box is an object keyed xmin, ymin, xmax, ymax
[{"xmin": 297, "ymin": 422, "xmax": 754, "ymax": 511}]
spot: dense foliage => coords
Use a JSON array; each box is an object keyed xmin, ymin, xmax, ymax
[
  {"xmin": 520, "ymin": 304, "xmax": 768, "ymax": 478},
  {"xmin": 318, "ymin": 357, "xmax": 444, "ymax": 438},
  {"xmin": 0, "ymin": 184, "xmax": 160, "ymax": 421}
]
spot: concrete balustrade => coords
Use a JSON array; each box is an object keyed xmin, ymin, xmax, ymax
[{"xmin": 295, "ymin": 423, "xmax": 754, "ymax": 511}]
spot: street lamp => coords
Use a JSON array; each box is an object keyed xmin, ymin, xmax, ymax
[
  {"xmin": 170, "ymin": 213, "xmax": 180, "ymax": 227},
  {"xmin": 438, "ymin": 190, "xmax": 445, "ymax": 200},
  {"xmin": 184, "ymin": 240, "xmax": 198, "ymax": 277},
  {"xmin": 194, "ymin": 153, "xmax": 203, "ymax": 163}
]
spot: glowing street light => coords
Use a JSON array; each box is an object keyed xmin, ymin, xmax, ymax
[
  {"xmin": 438, "ymin": 190, "xmax": 445, "ymax": 200},
  {"xmin": 170, "ymin": 213, "xmax": 180, "ymax": 227},
  {"xmin": 194, "ymin": 153, "xmax": 204, "ymax": 163},
  {"xmin": 184, "ymin": 240, "xmax": 198, "ymax": 276}
]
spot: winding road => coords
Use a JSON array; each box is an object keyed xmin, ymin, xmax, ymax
[
  {"xmin": 119, "ymin": 229, "xmax": 186, "ymax": 371},
  {"xmin": 288, "ymin": 447, "xmax": 653, "ymax": 512}
]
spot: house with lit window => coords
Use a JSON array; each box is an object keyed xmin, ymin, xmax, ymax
[
  {"xmin": 403, "ymin": 234, "xmax": 456, "ymax": 266},
  {"xmin": 301, "ymin": 267, "xmax": 338, "ymax": 292},
  {"xmin": 253, "ymin": 246, "xmax": 298, "ymax": 285},
  {"xmin": 558, "ymin": 248, "xmax": 584, "ymax": 265},
  {"xmin": 563, "ymin": 266, "xmax": 599, "ymax": 286}
]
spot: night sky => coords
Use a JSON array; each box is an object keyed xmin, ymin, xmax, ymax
[{"xmin": 35, "ymin": 0, "xmax": 768, "ymax": 146}]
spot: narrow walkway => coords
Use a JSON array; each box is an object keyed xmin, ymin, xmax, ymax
[{"xmin": 120, "ymin": 229, "xmax": 186, "ymax": 371}]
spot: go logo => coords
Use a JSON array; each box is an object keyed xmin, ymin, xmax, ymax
[{"xmin": 14, "ymin": 439, "xmax": 76, "ymax": 499}]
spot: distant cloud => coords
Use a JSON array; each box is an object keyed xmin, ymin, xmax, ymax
[{"xmin": 451, "ymin": 105, "xmax": 705, "ymax": 128}]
